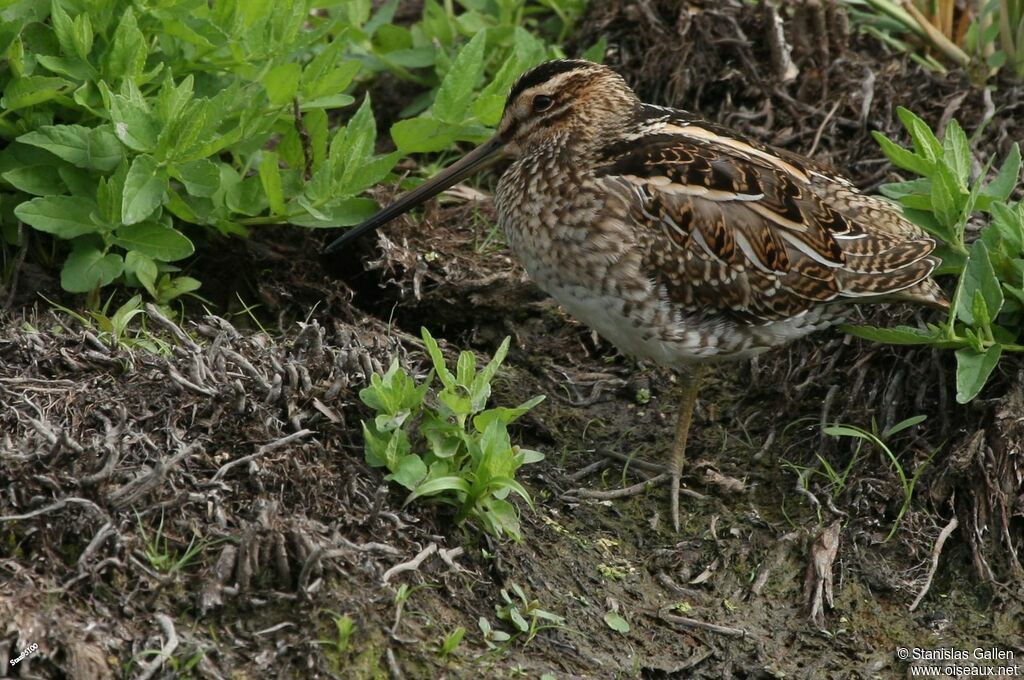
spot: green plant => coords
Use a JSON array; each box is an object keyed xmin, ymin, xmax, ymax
[
  {"xmin": 843, "ymin": 106, "xmax": 1022, "ymax": 402},
  {"xmin": 1, "ymin": 0, "xmax": 401, "ymax": 302},
  {"xmin": 359, "ymin": 327, "xmax": 545, "ymax": 540},
  {"xmin": 314, "ymin": 611, "xmax": 356, "ymax": 656},
  {"xmin": 46, "ymin": 292, "xmax": 171, "ymax": 351},
  {"xmin": 477, "ymin": 583, "xmax": 563, "ymax": 649},
  {"xmin": 438, "ymin": 625, "xmax": 466, "ymax": 658},
  {"xmin": 842, "ymin": 0, "xmax": 1024, "ymax": 80},
  {"xmin": 823, "ymin": 416, "xmax": 935, "ymax": 540},
  {"xmin": 137, "ymin": 511, "xmax": 208, "ymax": 575},
  {"xmin": 602, "ymin": 610, "xmax": 629, "ymax": 634},
  {"xmin": 493, "ymin": 582, "xmax": 564, "ymax": 644},
  {"xmin": 2, "ymin": 0, "xmax": 589, "ymax": 304}
]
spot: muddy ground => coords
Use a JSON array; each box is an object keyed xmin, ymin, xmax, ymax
[{"xmin": 1, "ymin": 1, "xmax": 1023, "ymax": 678}]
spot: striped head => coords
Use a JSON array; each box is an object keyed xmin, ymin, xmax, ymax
[
  {"xmin": 323, "ymin": 59, "xmax": 637, "ymax": 254},
  {"xmin": 498, "ymin": 59, "xmax": 640, "ymax": 156}
]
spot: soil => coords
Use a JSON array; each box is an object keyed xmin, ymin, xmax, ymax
[{"xmin": 2, "ymin": 2, "xmax": 1023, "ymax": 679}]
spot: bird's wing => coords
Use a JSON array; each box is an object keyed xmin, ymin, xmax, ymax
[{"xmin": 593, "ymin": 109, "xmax": 942, "ymax": 322}]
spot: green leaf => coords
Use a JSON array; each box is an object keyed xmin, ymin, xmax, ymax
[
  {"xmin": 406, "ymin": 475, "xmax": 472, "ymax": 503},
  {"xmin": 433, "ymin": 31, "xmax": 487, "ymax": 125},
  {"xmin": 955, "ymin": 344, "xmax": 1001, "ymax": 403},
  {"xmin": 971, "ymin": 290, "xmax": 991, "ymax": 331},
  {"xmin": 153, "ymin": 274, "xmax": 200, "ymax": 303},
  {"xmin": 481, "ymin": 498, "xmax": 521, "ymax": 539},
  {"xmin": 929, "ymin": 165, "xmax": 962, "ymax": 228},
  {"xmin": 14, "ymin": 196, "xmax": 100, "ymax": 238},
  {"xmin": 122, "ymin": 155, "xmax": 168, "ymax": 224},
  {"xmin": 0, "ymin": 76, "xmax": 70, "ymax": 111},
  {"xmin": 941, "ymin": 119, "xmax": 971, "ymax": 187},
  {"xmin": 883, "ymin": 415, "xmax": 928, "ymax": 438},
  {"xmin": 583, "ymin": 36, "xmax": 608, "ymax": 63},
  {"xmin": 124, "ymin": 250, "xmax": 158, "ymax": 295},
  {"xmin": 990, "ymin": 202, "xmax": 1024, "ymax": 253},
  {"xmin": 839, "ymin": 324, "xmax": 940, "ymax": 345},
  {"xmin": 113, "ymin": 222, "xmax": 194, "ymax": 261},
  {"xmin": 18, "ymin": 125, "xmax": 122, "ymax": 171},
  {"xmin": 897, "ymin": 107, "xmax": 943, "ymax": 164},
  {"xmin": 259, "ymin": 150, "xmax": 286, "ymax": 215},
  {"xmin": 333, "ymin": 96, "xmax": 378, "ymax": 192},
  {"xmin": 386, "ymin": 454, "xmax": 428, "ymax": 490},
  {"xmin": 61, "ymin": 246, "xmax": 124, "ymax": 292},
  {"xmin": 603, "ymin": 611, "xmax": 630, "ymax": 633},
  {"xmin": 72, "ymin": 13, "xmax": 93, "ymax": 60},
  {"xmin": 104, "ymin": 8, "xmax": 147, "ymax": 82},
  {"xmin": 263, "ymin": 62, "xmax": 301, "ymax": 105},
  {"xmin": 981, "ymin": 143, "xmax": 1021, "ymax": 205},
  {"xmin": 174, "ymin": 159, "xmax": 221, "ymax": 197},
  {"xmin": 871, "ymin": 131, "xmax": 933, "ymax": 177},
  {"xmin": 2, "ymin": 165, "xmax": 65, "ymax": 195},
  {"xmin": 304, "ymin": 61, "xmax": 360, "ymax": 100},
  {"xmin": 50, "ymin": 1, "xmax": 76, "ymax": 56},
  {"xmin": 390, "ymin": 116, "xmax": 459, "ymax": 153},
  {"xmin": 107, "ymin": 88, "xmax": 159, "ymax": 152},
  {"xmin": 422, "ymin": 327, "xmax": 456, "ymax": 388},
  {"xmin": 288, "ymin": 197, "xmax": 377, "ymax": 227},
  {"xmin": 955, "ymin": 240, "xmax": 1003, "ymax": 326}
]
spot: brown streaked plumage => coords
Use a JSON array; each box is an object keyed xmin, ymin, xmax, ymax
[{"xmin": 325, "ymin": 59, "xmax": 947, "ymax": 531}]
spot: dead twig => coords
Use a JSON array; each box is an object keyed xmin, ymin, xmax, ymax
[
  {"xmin": 0, "ymin": 497, "xmax": 105, "ymax": 523},
  {"xmin": 136, "ymin": 614, "xmax": 179, "ymax": 680},
  {"xmin": 658, "ymin": 607, "xmax": 748, "ymax": 637},
  {"xmin": 108, "ymin": 443, "xmax": 199, "ymax": 509},
  {"xmin": 211, "ymin": 430, "xmax": 313, "ymax": 482},
  {"xmin": 145, "ymin": 303, "xmax": 201, "ymax": 352},
  {"xmin": 909, "ymin": 516, "xmax": 959, "ymax": 612},
  {"xmin": 383, "ymin": 543, "xmax": 438, "ymax": 584},
  {"xmin": 568, "ymin": 473, "xmax": 669, "ymax": 500},
  {"xmin": 805, "ymin": 521, "xmax": 841, "ymax": 626}
]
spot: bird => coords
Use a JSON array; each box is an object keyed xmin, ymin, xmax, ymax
[{"xmin": 325, "ymin": 59, "xmax": 948, "ymax": 531}]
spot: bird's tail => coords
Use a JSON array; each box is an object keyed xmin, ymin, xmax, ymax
[{"xmin": 888, "ymin": 277, "xmax": 949, "ymax": 311}]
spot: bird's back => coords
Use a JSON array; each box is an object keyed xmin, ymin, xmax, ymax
[{"xmin": 496, "ymin": 103, "xmax": 946, "ymax": 366}]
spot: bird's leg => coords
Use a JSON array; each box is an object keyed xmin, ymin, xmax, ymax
[{"xmin": 669, "ymin": 366, "xmax": 705, "ymax": 532}]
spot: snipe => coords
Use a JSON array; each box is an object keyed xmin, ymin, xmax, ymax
[{"xmin": 325, "ymin": 59, "xmax": 947, "ymax": 531}]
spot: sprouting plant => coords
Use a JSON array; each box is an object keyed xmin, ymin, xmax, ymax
[
  {"xmin": 314, "ymin": 611, "xmax": 357, "ymax": 656},
  {"xmin": 843, "ymin": 106, "xmax": 1022, "ymax": 402},
  {"xmin": 437, "ymin": 626, "xmax": 466, "ymax": 658},
  {"xmin": 136, "ymin": 511, "xmax": 208, "ymax": 575},
  {"xmin": 823, "ymin": 415, "xmax": 936, "ymax": 540},
  {"xmin": 478, "ymin": 615, "xmax": 512, "ymax": 649},
  {"xmin": 360, "ymin": 328, "xmax": 545, "ymax": 540},
  {"xmin": 493, "ymin": 582, "xmax": 565, "ymax": 644}
]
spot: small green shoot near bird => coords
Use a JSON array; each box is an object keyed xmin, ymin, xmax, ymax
[
  {"xmin": 823, "ymin": 415, "xmax": 935, "ymax": 541},
  {"xmin": 359, "ymin": 328, "xmax": 545, "ymax": 540}
]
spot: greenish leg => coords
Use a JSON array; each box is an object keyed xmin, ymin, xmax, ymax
[{"xmin": 669, "ymin": 366, "xmax": 704, "ymax": 532}]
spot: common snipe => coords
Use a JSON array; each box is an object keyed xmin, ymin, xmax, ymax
[{"xmin": 325, "ymin": 59, "xmax": 948, "ymax": 531}]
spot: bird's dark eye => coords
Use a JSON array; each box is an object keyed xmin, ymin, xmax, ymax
[{"xmin": 532, "ymin": 95, "xmax": 553, "ymax": 112}]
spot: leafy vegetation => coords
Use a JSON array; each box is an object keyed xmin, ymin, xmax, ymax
[
  {"xmin": 0, "ymin": 0, "xmax": 588, "ymax": 305},
  {"xmin": 817, "ymin": 416, "xmax": 934, "ymax": 540},
  {"xmin": 477, "ymin": 582, "xmax": 564, "ymax": 650},
  {"xmin": 359, "ymin": 328, "xmax": 545, "ymax": 540},
  {"xmin": 843, "ymin": 0, "xmax": 1024, "ymax": 80},
  {"xmin": 844, "ymin": 106, "xmax": 1022, "ymax": 402}
]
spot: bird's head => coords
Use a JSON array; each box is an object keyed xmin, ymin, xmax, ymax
[
  {"xmin": 323, "ymin": 59, "xmax": 634, "ymax": 254},
  {"xmin": 497, "ymin": 59, "xmax": 639, "ymax": 155}
]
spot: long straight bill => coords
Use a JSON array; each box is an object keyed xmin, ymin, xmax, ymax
[{"xmin": 323, "ymin": 136, "xmax": 506, "ymax": 254}]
